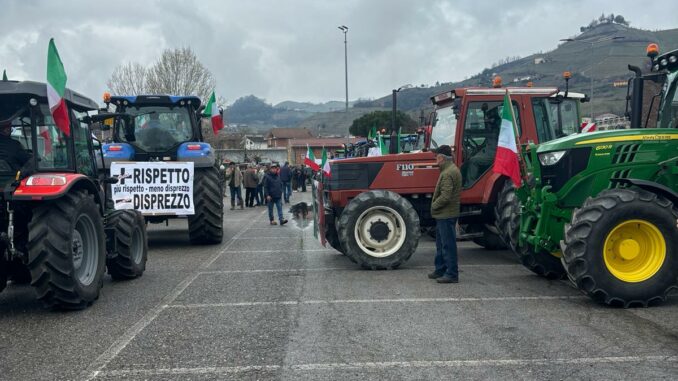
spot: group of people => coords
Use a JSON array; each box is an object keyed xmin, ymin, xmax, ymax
[
  {"xmin": 222, "ymin": 161, "xmax": 290, "ymax": 226},
  {"xmin": 278, "ymin": 162, "xmax": 313, "ymax": 202}
]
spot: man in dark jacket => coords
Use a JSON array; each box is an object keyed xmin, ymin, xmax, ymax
[
  {"xmin": 243, "ymin": 165, "xmax": 259, "ymax": 207},
  {"xmin": 429, "ymin": 145, "xmax": 462, "ymax": 283},
  {"xmin": 263, "ymin": 163, "xmax": 288, "ymax": 226},
  {"xmin": 279, "ymin": 162, "xmax": 292, "ymax": 204}
]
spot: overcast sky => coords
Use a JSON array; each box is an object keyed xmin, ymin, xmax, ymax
[{"xmin": 1, "ymin": 0, "xmax": 677, "ymax": 105}]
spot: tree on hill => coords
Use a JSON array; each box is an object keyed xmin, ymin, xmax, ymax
[
  {"xmin": 349, "ymin": 110, "xmax": 418, "ymax": 137},
  {"xmin": 226, "ymin": 95, "xmax": 275, "ymax": 123},
  {"xmin": 580, "ymin": 13, "xmax": 629, "ymax": 32}
]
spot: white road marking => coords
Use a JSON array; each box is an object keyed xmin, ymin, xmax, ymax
[
  {"xmin": 97, "ymin": 355, "xmax": 676, "ymax": 377},
  {"xmin": 83, "ymin": 210, "xmax": 266, "ymax": 381},
  {"xmin": 226, "ymin": 249, "xmax": 338, "ymax": 253},
  {"xmin": 198, "ymin": 264, "xmax": 521, "ymax": 275},
  {"xmin": 168, "ymin": 295, "xmax": 584, "ymax": 309}
]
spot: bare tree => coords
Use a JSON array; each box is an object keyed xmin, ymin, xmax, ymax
[
  {"xmin": 106, "ymin": 62, "xmax": 148, "ymax": 95},
  {"xmin": 145, "ymin": 47, "xmax": 215, "ymax": 101}
]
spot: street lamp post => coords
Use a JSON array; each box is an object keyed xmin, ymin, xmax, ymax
[
  {"xmin": 560, "ymin": 35, "xmax": 625, "ymax": 120},
  {"xmin": 338, "ymin": 26, "xmax": 349, "ymax": 111}
]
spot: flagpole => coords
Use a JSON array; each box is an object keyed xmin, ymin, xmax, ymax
[{"xmin": 505, "ymin": 89, "xmax": 527, "ymax": 182}]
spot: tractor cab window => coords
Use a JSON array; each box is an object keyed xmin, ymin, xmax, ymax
[
  {"xmin": 432, "ymin": 106, "xmax": 457, "ymax": 147},
  {"xmin": 117, "ymin": 106, "xmax": 193, "ymax": 152},
  {"xmin": 532, "ymin": 98, "xmax": 579, "ymax": 142},
  {"xmin": 658, "ymin": 73, "xmax": 678, "ymax": 129},
  {"xmin": 460, "ymin": 101, "xmax": 520, "ymax": 188},
  {"xmin": 73, "ymin": 110, "xmax": 95, "ymax": 177},
  {"xmin": 1, "ymin": 101, "xmax": 71, "ymax": 172}
]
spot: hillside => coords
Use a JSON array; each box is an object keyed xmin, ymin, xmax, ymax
[{"xmin": 366, "ymin": 23, "xmax": 678, "ymax": 119}]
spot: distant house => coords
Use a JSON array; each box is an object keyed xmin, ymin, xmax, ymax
[
  {"xmin": 241, "ymin": 135, "xmax": 267, "ymax": 150},
  {"xmin": 288, "ymin": 137, "xmax": 361, "ymax": 165},
  {"xmin": 534, "ymin": 57, "xmax": 545, "ymax": 65},
  {"xmin": 265, "ymin": 128, "xmax": 314, "ymax": 148}
]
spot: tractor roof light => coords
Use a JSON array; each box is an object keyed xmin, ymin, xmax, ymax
[
  {"xmin": 492, "ymin": 76, "xmax": 502, "ymax": 88},
  {"xmin": 29, "ymin": 98, "xmax": 38, "ymax": 107},
  {"xmin": 563, "ymin": 71, "xmax": 572, "ymax": 79},
  {"xmin": 660, "ymin": 58, "xmax": 668, "ymax": 67},
  {"xmin": 103, "ymin": 91, "xmax": 111, "ymax": 103},
  {"xmin": 647, "ymin": 43, "xmax": 659, "ymax": 59},
  {"xmin": 432, "ymin": 91, "xmax": 455, "ymax": 104},
  {"xmin": 669, "ymin": 55, "xmax": 677, "ymax": 64}
]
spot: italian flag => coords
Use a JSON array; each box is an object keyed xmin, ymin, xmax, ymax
[
  {"xmin": 204, "ymin": 91, "xmax": 224, "ymax": 134},
  {"xmin": 321, "ymin": 147, "xmax": 331, "ymax": 177},
  {"xmin": 46, "ymin": 39, "xmax": 70, "ymax": 136},
  {"xmin": 492, "ymin": 91, "xmax": 522, "ymax": 187},
  {"xmin": 304, "ymin": 145, "xmax": 320, "ymax": 171}
]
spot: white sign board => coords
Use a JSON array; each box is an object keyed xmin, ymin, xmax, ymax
[{"xmin": 110, "ymin": 162, "xmax": 195, "ymax": 215}]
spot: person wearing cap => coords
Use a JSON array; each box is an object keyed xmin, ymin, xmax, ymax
[
  {"xmin": 263, "ymin": 163, "xmax": 288, "ymax": 226},
  {"xmin": 226, "ymin": 162, "xmax": 244, "ymax": 210},
  {"xmin": 429, "ymin": 144, "xmax": 462, "ymax": 283}
]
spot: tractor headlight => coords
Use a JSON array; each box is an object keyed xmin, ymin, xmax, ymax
[{"xmin": 538, "ymin": 150, "xmax": 566, "ymax": 166}]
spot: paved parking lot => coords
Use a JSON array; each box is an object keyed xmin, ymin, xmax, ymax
[{"xmin": 0, "ymin": 192, "xmax": 677, "ymax": 380}]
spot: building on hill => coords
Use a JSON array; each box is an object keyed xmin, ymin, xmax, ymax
[
  {"xmin": 242, "ymin": 135, "xmax": 266, "ymax": 150},
  {"xmin": 288, "ymin": 137, "xmax": 362, "ymax": 165},
  {"xmin": 265, "ymin": 127, "xmax": 314, "ymax": 148},
  {"xmin": 217, "ymin": 133, "xmax": 245, "ymax": 149}
]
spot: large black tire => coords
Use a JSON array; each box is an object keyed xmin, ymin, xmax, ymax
[
  {"xmin": 494, "ymin": 181, "xmax": 519, "ymax": 250},
  {"xmin": 516, "ymin": 244, "xmax": 566, "ymax": 279},
  {"xmin": 562, "ymin": 188, "xmax": 678, "ymax": 307},
  {"xmin": 27, "ymin": 191, "xmax": 106, "ymax": 310},
  {"xmin": 471, "ymin": 225, "xmax": 507, "ymax": 250},
  {"xmin": 106, "ymin": 210, "xmax": 148, "ymax": 280},
  {"xmin": 337, "ymin": 190, "xmax": 420, "ymax": 270},
  {"xmin": 188, "ymin": 167, "xmax": 224, "ymax": 245}
]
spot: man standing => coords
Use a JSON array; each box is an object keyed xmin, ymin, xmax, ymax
[
  {"xmin": 279, "ymin": 161, "xmax": 292, "ymax": 204},
  {"xmin": 429, "ymin": 145, "xmax": 462, "ymax": 283},
  {"xmin": 226, "ymin": 162, "xmax": 243, "ymax": 210},
  {"xmin": 243, "ymin": 165, "xmax": 258, "ymax": 208},
  {"xmin": 0, "ymin": 122, "xmax": 32, "ymax": 175},
  {"xmin": 263, "ymin": 163, "xmax": 288, "ymax": 226},
  {"xmin": 299, "ymin": 164, "xmax": 307, "ymax": 192}
]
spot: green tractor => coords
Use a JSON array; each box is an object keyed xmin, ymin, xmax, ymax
[{"xmin": 515, "ymin": 45, "xmax": 678, "ymax": 306}]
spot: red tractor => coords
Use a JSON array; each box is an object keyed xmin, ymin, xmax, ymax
[
  {"xmin": 0, "ymin": 81, "xmax": 148, "ymax": 309},
  {"xmin": 314, "ymin": 84, "xmax": 586, "ymax": 270}
]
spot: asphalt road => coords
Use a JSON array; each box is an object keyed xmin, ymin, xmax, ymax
[{"xmin": 1, "ymin": 191, "xmax": 677, "ymax": 380}]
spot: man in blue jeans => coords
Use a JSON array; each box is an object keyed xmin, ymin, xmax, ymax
[
  {"xmin": 428, "ymin": 145, "xmax": 462, "ymax": 283},
  {"xmin": 263, "ymin": 163, "xmax": 288, "ymax": 226},
  {"xmin": 279, "ymin": 161, "xmax": 292, "ymax": 204}
]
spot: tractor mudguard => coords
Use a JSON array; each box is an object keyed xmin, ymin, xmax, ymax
[
  {"xmin": 177, "ymin": 142, "xmax": 215, "ymax": 167},
  {"xmin": 11, "ymin": 174, "xmax": 103, "ymax": 210},
  {"xmin": 612, "ymin": 178, "xmax": 678, "ymax": 206}
]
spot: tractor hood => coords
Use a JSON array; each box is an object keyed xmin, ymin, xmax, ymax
[{"xmin": 535, "ymin": 128, "xmax": 678, "ymax": 153}]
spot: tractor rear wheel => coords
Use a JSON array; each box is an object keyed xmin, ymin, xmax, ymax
[
  {"xmin": 189, "ymin": 167, "xmax": 224, "ymax": 245},
  {"xmin": 337, "ymin": 190, "xmax": 420, "ymax": 269},
  {"xmin": 562, "ymin": 188, "xmax": 678, "ymax": 307},
  {"xmin": 27, "ymin": 191, "xmax": 106, "ymax": 309},
  {"xmin": 494, "ymin": 181, "xmax": 519, "ymax": 250},
  {"xmin": 106, "ymin": 210, "xmax": 148, "ymax": 280}
]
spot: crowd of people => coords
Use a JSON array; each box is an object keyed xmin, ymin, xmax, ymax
[{"xmin": 221, "ymin": 161, "xmax": 317, "ymax": 226}]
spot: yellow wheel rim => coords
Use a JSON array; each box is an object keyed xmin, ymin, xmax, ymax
[{"xmin": 603, "ymin": 219, "xmax": 666, "ymax": 283}]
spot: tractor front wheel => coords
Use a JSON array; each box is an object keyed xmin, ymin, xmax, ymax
[
  {"xmin": 337, "ymin": 190, "xmax": 420, "ymax": 269},
  {"xmin": 189, "ymin": 167, "xmax": 224, "ymax": 244},
  {"xmin": 563, "ymin": 188, "xmax": 678, "ymax": 307},
  {"xmin": 27, "ymin": 191, "xmax": 106, "ymax": 309},
  {"xmin": 106, "ymin": 210, "xmax": 148, "ymax": 280}
]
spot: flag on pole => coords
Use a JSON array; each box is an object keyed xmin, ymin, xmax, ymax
[
  {"xmin": 304, "ymin": 144, "xmax": 320, "ymax": 171},
  {"xmin": 203, "ymin": 91, "xmax": 224, "ymax": 134},
  {"xmin": 46, "ymin": 38, "xmax": 70, "ymax": 136},
  {"xmin": 368, "ymin": 125, "xmax": 377, "ymax": 140},
  {"xmin": 321, "ymin": 147, "xmax": 331, "ymax": 177},
  {"xmin": 379, "ymin": 134, "xmax": 388, "ymax": 155},
  {"xmin": 492, "ymin": 91, "xmax": 521, "ymax": 187},
  {"xmin": 2, "ymin": 69, "xmax": 7, "ymax": 81}
]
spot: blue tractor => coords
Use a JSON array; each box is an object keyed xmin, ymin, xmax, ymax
[{"xmin": 101, "ymin": 95, "xmax": 223, "ymax": 244}]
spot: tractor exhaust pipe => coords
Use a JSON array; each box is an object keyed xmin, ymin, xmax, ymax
[{"xmin": 627, "ymin": 65, "xmax": 644, "ymax": 129}]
